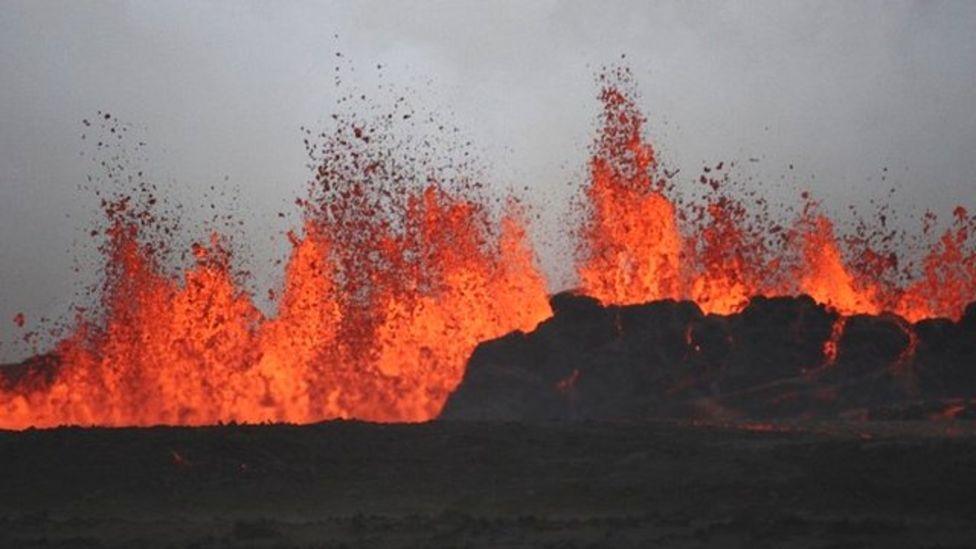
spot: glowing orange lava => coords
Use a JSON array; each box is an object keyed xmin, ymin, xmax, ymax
[
  {"xmin": 577, "ymin": 86, "xmax": 683, "ymax": 305},
  {"xmin": 0, "ymin": 148, "xmax": 551, "ymax": 429},
  {"xmin": 577, "ymin": 68, "xmax": 974, "ymax": 322},
  {"xmin": 2, "ymin": 67, "xmax": 974, "ymax": 429}
]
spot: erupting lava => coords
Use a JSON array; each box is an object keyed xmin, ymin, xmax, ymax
[
  {"xmin": 1, "ymin": 66, "xmax": 974, "ymax": 429},
  {"xmin": 0, "ymin": 111, "xmax": 552, "ymax": 429},
  {"xmin": 577, "ymin": 68, "xmax": 975, "ymax": 322}
]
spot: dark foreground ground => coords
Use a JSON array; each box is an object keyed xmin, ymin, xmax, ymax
[{"xmin": 1, "ymin": 420, "xmax": 974, "ymax": 548}]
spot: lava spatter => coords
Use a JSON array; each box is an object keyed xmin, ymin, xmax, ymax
[
  {"xmin": 0, "ymin": 97, "xmax": 552, "ymax": 428},
  {"xmin": 576, "ymin": 67, "xmax": 975, "ymax": 323}
]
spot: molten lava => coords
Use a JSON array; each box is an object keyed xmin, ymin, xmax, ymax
[
  {"xmin": 577, "ymin": 68, "xmax": 975, "ymax": 323},
  {"xmin": 2, "ymin": 66, "xmax": 974, "ymax": 429},
  {"xmin": 577, "ymin": 85, "xmax": 683, "ymax": 305},
  {"xmin": 0, "ymin": 118, "xmax": 551, "ymax": 429}
]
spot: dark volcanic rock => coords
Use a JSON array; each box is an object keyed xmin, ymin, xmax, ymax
[
  {"xmin": 914, "ymin": 315, "xmax": 976, "ymax": 399},
  {"xmin": 441, "ymin": 294, "xmax": 976, "ymax": 421},
  {"xmin": 445, "ymin": 293, "xmax": 708, "ymax": 420},
  {"xmin": 719, "ymin": 296, "xmax": 833, "ymax": 388},
  {"xmin": 963, "ymin": 301, "xmax": 976, "ymax": 330}
]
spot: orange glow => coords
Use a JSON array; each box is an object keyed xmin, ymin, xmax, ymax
[
  {"xmin": 795, "ymin": 214, "xmax": 880, "ymax": 316},
  {"xmin": 0, "ymin": 185, "xmax": 551, "ymax": 428},
  {"xmin": 577, "ymin": 71, "xmax": 974, "ymax": 322},
  {"xmin": 577, "ymin": 85, "xmax": 682, "ymax": 305},
  {"xmin": 578, "ymin": 158, "xmax": 683, "ymax": 305},
  {"xmin": 2, "ymin": 68, "xmax": 974, "ymax": 429},
  {"xmin": 688, "ymin": 199, "xmax": 771, "ymax": 315},
  {"xmin": 895, "ymin": 207, "xmax": 976, "ymax": 321},
  {"xmin": 822, "ymin": 317, "xmax": 847, "ymax": 367}
]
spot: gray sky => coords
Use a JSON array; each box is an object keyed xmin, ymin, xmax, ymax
[{"xmin": 2, "ymin": 0, "xmax": 975, "ymax": 361}]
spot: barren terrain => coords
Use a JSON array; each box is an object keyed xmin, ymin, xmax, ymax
[{"xmin": 1, "ymin": 420, "xmax": 974, "ymax": 548}]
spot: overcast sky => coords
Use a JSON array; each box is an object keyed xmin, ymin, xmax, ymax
[{"xmin": 2, "ymin": 0, "xmax": 975, "ymax": 361}]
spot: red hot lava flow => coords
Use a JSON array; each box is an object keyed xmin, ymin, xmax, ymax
[{"xmin": 2, "ymin": 68, "xmax": 975, "ymax": 429}]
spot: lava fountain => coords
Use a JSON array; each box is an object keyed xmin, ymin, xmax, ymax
[
  {"xmin": 0, "ymin": 111, "xmax": 552, "ymax": 429},
  {"xmin": 2, "ymin": 67, "xmax": 974, "ymax": 429},
  {"xmin": 576, "ymin": 67, "xmax": 975, "ymax": 321}
]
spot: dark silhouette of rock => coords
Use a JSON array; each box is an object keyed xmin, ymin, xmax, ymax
[
  {"xmin": 914, "ymin": 316, "xmax": 976, "ymax": 399},
  {"xmin": 962, "ymin": 301, "xmax": 976, "ymax": 330},
  {"xmin": 442, "ymin": 295, "xmax": 976, "ymax": 421}
]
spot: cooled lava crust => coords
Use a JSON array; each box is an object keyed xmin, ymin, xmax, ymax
[{"xmin": 443, "ymin": 293, "xmax": 976, "ymax": 421}]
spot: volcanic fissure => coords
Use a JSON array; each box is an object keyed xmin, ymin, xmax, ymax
[{"xmin": 2, "ymin": 68, "xmax": 974, "ymax": 429}]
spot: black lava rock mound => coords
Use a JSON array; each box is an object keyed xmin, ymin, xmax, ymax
[{"xmin": 441, "ymin": 293, "xmax": 976, "ymax": 421}]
